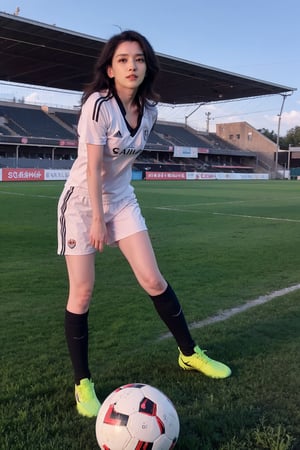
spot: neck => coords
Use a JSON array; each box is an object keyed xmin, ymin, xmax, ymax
[{"xmin": 115, "ymin": 86, "xmax": 138, "ymax": 109}]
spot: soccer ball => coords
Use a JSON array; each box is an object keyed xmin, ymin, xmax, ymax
[{"xmin": 95, "ymin": 383, "xmax": 180, "ymax": 450}]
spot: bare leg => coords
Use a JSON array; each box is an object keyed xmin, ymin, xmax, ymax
[
  {"xmin": 118, "ymin": 230, "xmax": 231, "ymax": 377},
  {"xmin": 119, "ymin": 231, "xmax": 195, "ymax": 354},
  {"xmin": 118, "ymin": 230, "xmax": 167, "ymax": 295},
  {"xmin": 64, "ymin": 253, "xmax": 95, "ymax": 383},
  {"xmin": 65, "ymin": 253, "xmax": 95, "ymax": 313}
]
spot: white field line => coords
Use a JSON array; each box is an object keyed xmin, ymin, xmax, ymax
[
  {"xmin": 153, "ymin": 204, "xmax": 300, "ymax": 224},
  {"xmin": 2, "ymin": 189, "xmax": 299, "ymax": 336},
  {"xmin": 0, "ymin": 190, "xmax": 57, "ymax": 199},
  {"xmin": 156, "ymin": 203, "xmax": 300, "ymax": 339},
  {"xmin": 154, "ymin": 200, "xmax": 245, "ymax": 210},
  {"xmin": 213, "ymin": 212, "xmax": 300, "ymax": 223},
  {"xmin": 2, "ymin": 193, "xmax": 300, "ymax": 223},
  {"xmin": 158, "ymin": 283, "xmax": 300, "ymax": 340}
]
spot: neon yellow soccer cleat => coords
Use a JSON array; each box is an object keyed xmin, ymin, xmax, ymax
[
  {"xmin": 75, "ymin": 378, "xmax": 101, "ymax": 417},
  {"xmin": 178, "ymin": 345, "xmax": 232, "ymax": 379}
]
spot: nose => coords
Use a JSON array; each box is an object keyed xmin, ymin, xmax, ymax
[{"xmin": 128, "ymin": 58, "xmax": 137, "ymax": 71}]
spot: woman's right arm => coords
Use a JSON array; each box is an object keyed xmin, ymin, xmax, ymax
[{"xmin": 87, "ymin": 143, "xmax": 107, "ymax": 253}]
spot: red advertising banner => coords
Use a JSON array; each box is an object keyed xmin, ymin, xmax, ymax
[
  {"xmin": 59, "ymin": 139, "xmax": 77, "ymax": 147},
  {"xmin": 145, "ymin": 172, "xmax": 186, "ymax": 180},
  {"xmin": 2, "ymin": 168, "xmax": 45, "ymax": 182}
]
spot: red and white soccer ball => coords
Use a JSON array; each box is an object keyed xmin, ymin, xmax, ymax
[{"xmin": 95, "ymin": 383, "xmax": 180, "ymax": 450}]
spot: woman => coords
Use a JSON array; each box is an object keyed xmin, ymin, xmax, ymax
[{"xmin": 57, "ymin": 30, "xmax": 231, "ymax": 418}]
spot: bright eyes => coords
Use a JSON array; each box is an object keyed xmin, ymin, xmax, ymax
[{"xmin": 117, "ymin": 56, "xmax": 145, "ymax": 64}]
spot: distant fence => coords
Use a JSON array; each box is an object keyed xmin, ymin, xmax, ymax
[
  {"xmin": 0, "ymin": 168, "xmax": 270, "ymax": 182},
  {"xmin": 0, "ymin": 168, "xmax": 69, "ymax": 182},
  {"xmin": 145, "ymin": 171, "xmax": 270, "ymax": 181}
]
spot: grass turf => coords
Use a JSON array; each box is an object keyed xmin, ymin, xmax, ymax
[{"xmin": 0, "ymin": 180, "xmax": 299, "ymax": 449}]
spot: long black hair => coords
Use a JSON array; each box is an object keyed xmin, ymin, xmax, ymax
[{"xmin": 82, "ymin": 30, "xmax": 160, "ymax": 110}]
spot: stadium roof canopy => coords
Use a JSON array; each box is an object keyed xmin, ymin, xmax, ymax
[{"xmin": 0, "ymin": 12, "xmax": 296, "ymax": 104}]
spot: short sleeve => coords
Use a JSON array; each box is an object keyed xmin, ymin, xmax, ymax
[{"xmin": 77, "ymin": 92, "xmax": 109, "ymax": 145}]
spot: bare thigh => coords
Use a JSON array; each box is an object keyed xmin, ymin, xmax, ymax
[
  {"xmin": 118, "ymin": 230, "xmax": 167, "ymax": 296},
  {"xmin": 65, "ymin": 253, "xmax": 95, "ymax": 314}
]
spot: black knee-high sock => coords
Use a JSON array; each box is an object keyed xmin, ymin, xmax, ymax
[
  {"xmin": 65, "ymin": 309, "xmax": 91, "ymax": 385},
  {"xmin": 149, "ymin": 283, "xmax": 195, "ymax": 356}
]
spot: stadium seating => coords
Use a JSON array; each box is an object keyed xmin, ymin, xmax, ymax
[
  {"xmin": 154, "ymin": 123, "xmax": 212, "ymax": 147},
  {"xmin": 0, "ymin": 104, "xmax": 75, "ymax": 139},
  {"xmin": 0, "ymin": 101, "xmax": 256, "ymax": 173},
  {"xmin": 0, "ymin": 125, "xmax": 10, "ymax": 135},
  {"xmin": 54, "ymin": 111, "xmax": 79, "ymax": 131}
]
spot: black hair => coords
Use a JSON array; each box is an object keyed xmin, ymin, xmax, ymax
[{"xmin": 81, "ymin": 30, "xmax": 160, "ymax": 110}]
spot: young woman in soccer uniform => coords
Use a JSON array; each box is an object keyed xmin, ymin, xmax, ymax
[{"xmin": 57, "ymin": 30, "xmax": 231, "ymax": 418}]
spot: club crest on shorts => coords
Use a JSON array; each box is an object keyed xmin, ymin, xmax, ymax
[{"xmin": 67, "ymin": 238, "xmax": 76, "ymax": 249}]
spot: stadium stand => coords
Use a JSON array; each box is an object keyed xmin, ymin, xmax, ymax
[
  {"xmin": 0, "ymin": 125, "xmax": 10, "ymax": 135},
  {"xmin": 154, "ymin": 123, "xmax": 211, "ymax": 147},
  {"xmin": 0, "ymin": 103, "xmax": 75, "ymax": 139},
  {"xmin": 54, "ymin": 110, "xmax": 79, "ymax": 132},
  {"xmin": 0, "ymin": 101, "xmax": 257, "ymax": 173},
  {"xmin": 147, "ymin": 130, "xmax": 171, "ymax": 147}
]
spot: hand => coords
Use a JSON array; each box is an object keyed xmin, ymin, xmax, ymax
[{"xmin": 89, "ymin": 218, "xmax": 107, "ymax": 253}]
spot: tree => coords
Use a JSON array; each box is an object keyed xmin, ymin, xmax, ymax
[
  {"xmin": 259, "ymin": 128, "xmax": 277, "ymax": 143},
  {"xmin": 259, "ymin": 127, "xmax": 300, "ymax": 150},
  {"xmin": 284, "ymin": 126, "xmax": 300, "ymax": 148}
]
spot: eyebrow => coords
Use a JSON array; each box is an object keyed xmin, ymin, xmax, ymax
[{"xmin": 115, "ymin": 52, "xmax": 144, "ymax": 57}]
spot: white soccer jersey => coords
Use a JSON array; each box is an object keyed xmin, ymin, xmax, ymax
[{"xmin": 65, "ymin": 91, "xmax": 157, "ymax": 203}]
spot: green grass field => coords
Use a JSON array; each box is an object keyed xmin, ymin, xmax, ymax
[{"xmin": 0, "ymin": 180, "xmax": 300, "ymax": 450}]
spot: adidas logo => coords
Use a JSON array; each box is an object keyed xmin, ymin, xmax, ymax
[{"xmin": 113, "ymin": 130, "xmax": 122, "ymax": 138}]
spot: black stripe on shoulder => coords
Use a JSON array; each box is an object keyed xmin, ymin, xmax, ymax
[{"xmin": 92, "ymin": 94, "xmax": 113, "ymax": 122}]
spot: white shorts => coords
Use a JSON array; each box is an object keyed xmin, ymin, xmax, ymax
[{"xmin": 57, "ymin": 186, "xmax": 147, "ymax": 255}]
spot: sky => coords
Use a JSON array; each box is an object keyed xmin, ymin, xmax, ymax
[{"xmin": 1, "ymin": 0, "xmax": 300, "ymax": 135}]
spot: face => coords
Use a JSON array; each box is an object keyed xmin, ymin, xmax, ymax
[{"xmin": 107, "ymin": 41, "xmax": 147, "ymax": 93}]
